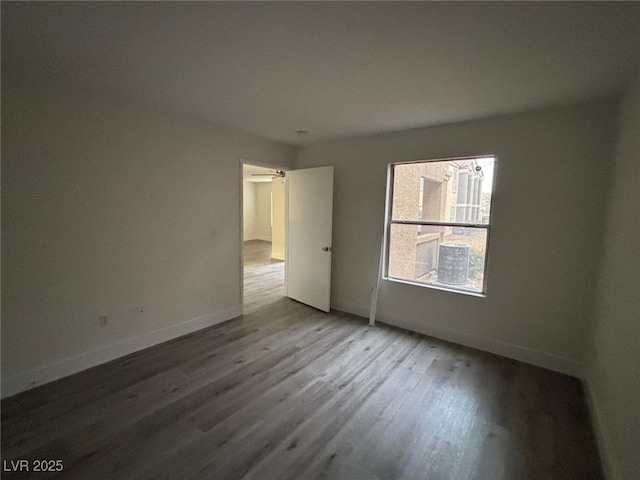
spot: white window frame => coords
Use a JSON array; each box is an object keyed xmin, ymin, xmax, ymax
[{"xmin": 382, "ymin": 155, "xmax": 496, "ymax": 296}]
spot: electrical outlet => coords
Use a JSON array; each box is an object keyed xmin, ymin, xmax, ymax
[{"xmin": 99, "ymin": 315, "xmax": 108, "ymax": 327}]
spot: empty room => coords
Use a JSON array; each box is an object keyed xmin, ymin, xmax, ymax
[{"xmin": 2, "ymin": 2, "xmax": 639, "ymax": 479}]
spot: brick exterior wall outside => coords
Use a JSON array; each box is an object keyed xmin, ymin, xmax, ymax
[{"xmin": 388, "ymin": 159, "xmax": 487, "ymax": 289}]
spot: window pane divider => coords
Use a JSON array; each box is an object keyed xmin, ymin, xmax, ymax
[{"xmin": 390, "ymin": 220, "xmax": 489, "ymax": 229}]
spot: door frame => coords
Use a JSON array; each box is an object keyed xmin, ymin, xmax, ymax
[{"xmin": 239, "ymin": 158, "xmax": 289, "ymax": 313}]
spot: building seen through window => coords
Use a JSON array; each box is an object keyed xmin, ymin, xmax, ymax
[{"xmin": 386, "ymin": 156, "xmax": 495, "ymax": 294}]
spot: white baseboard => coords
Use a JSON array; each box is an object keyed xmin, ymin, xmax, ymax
[
  {"xmin": 331, "ymin": 298, "xmax": 582, "ymax": 377},
  {"xmin": 584, "ymin": 380, "xmax": 619, "ymax": 480},
  {"xmin": 384, "ymin": 315, "xmax": 583, "ymax": 377},
  {"xmin": 1, "ymin": 306, "xmax": 241, "ymax": 399},
  {"xmin": 243, "ymin": 236, "xmax": 272, "ymax": 242}
]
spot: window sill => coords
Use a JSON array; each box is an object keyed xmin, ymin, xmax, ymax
[{"xmin": 383, "ymin": 276, "xmax": 487, "ymax": 298}]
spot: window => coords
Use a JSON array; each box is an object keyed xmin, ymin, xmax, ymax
[{"xmin": 384, "ymin": 156, "xmax": 496, "ymax": 295}]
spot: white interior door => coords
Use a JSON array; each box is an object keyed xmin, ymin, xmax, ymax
[{"xmin": 286, "ymin": 166, "xmax": 334, "ymax": 312}]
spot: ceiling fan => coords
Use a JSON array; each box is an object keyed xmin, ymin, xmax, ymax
[{"xmin": 251, "ymin": 169, "xmax": 285, "ymax": 178}]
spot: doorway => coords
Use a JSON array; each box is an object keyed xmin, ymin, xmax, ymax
[{"xmin": 241, "ymin": 163, "xmax": 286, "ymax": 313}]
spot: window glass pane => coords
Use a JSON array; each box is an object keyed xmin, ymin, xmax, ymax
[
  {"xmin": 391, "ymin": 157, "xmax": 494, "ymax": 224},
  {"xmin": 388, "ymin": 224, "xmax": 488, "ymax": 293}
]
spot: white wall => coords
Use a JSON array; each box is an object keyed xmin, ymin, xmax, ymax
[
  {"xmin": 242, "ymin": 181, "xmax": 257, "ymax": 241},
  {"xmin": 272, "ymin": 178, "xmax": 286, "ymax": 260},
  {"xmin": 297, "ymin": 100, "xmax": 618, "ymax": 376},
  {"xmin": 254, "ymin": 183, "xmax": 273, "ymax": 242},
  {"xmin": 243, "ymin": 181, "xmax": 273, "ymax": 242},
  {"xmin": 586, "ymin": 73, "xmax": 640, "ymax": 480},
  {"xmin": 1, "ymin": 77, "xmax": 295, "ymax": 397}
]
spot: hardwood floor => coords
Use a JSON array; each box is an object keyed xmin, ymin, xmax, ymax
[
  {"xmin": 243, "ymin": 240, "xmax": 284, "ymax": 314},
  {"xmin": 1, "ymin": 246, "xmax": 603, "ymax": 479}
]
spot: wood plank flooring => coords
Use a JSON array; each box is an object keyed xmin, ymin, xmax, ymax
[
  {"xmin": 1, "ymin": 242, "xmax": 604, "ymax": 479},
  {"xmin": 243, "ymin": 240, "xmax": 284, "ymax": 314}
]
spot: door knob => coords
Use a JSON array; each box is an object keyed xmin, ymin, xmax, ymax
[{"xmin": 322, "ymin": 246, "xmax": 332, "ymax": 252}]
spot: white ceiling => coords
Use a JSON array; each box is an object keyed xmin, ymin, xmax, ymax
[{"xmin": 3, "ymin": 2, "xmax": 639, "ymax": 146}]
